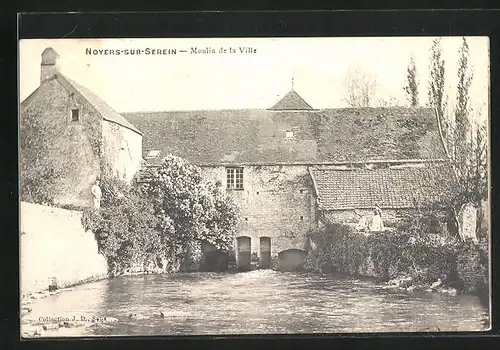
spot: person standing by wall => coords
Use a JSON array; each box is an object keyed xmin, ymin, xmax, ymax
[
  {"xmin": 354, "ymin": 208, "xmax": 369, "ymax": 232},
  {"xmin": 91, "ymin": 179, "xmax": 102, "ymax": 209},
  {"xmin": 370, "ymin": 205, "xmax": 384, "ymax": 232}
]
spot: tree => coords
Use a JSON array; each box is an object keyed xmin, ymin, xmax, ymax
[
  {"xmin": 446, "ymin": 38, "xmax": 486, "ymax": 211},
  {"xmin": 428, "ymin": 38, "xmax": 448, "ymax": 142},
  {"xmin": 19, "ymin": 106, "xmax": 64, "ymax": 204},
  {"xmin": 142, "ymin": 155, "xmax": 240, "ymax": 271},
  {"xmin": 83, "ymin": 155, "xmax": 241, "ymax": 274},
  {"xmin": 424, "ymin": 37, "xmax": 488, "ymax": 240},
  {"xmin": 403, "ymin": 54, "xmax": 419, "ymax": 106},
  {"xmin": 453, "ymin": 37, "xmax": 474, "ymax": 167},
  {"xmin": 343, "ymin": 63, "xmax": 378, "ymax": 107},
  {"xmin": 377, "ymin": 96, "xmax": 399, "ymax": 108}
]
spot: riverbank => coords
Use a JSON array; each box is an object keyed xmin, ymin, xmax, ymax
[{"xmin": 304, "ymin": 223, "xmax": 490, "ymax": 299}]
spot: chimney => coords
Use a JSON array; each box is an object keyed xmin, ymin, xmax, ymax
[{"xmin": 40, "ymin": 47, "xmax": 60, "ymax": 84}]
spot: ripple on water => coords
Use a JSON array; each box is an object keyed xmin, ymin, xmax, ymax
[{"xmin": 22, "ymin": 272, "xmax": 490, "ymax": 336}]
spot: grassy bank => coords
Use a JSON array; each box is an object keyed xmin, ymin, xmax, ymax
[{"xmin": 304, "ymin": 223, "xmax": 489, "ymax": 297}]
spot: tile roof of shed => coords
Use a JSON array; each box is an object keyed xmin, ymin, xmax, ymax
[{"xmin": 309, "ymin": 162, "xmax": 454, "ymax": 210}]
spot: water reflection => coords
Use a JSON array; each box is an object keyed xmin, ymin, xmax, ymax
[{"xmin": 24, "ymin": 270, "xmax": 489, "ymax": 336}]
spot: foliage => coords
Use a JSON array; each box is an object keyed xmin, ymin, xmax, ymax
[
  {"xmin": 82, "ymin": 155, "xmax": 240, "ymax": 275},
  {"xmin": 376, "ymin": 96, "xmax": 400, "ymax": 108},
  {"xmin": 98, "ymin": 172, "xmax": 131, "ymax": 207},
  {"xmin": 81, "ymin": 185, "xmax": 160, "ymax": 276},
  {"xmin": 403, "ymin": 54, "xmax": 419, "ymax": 106},
  {"xmin": 456, "ymin": 238, "xmax": 489, "ymax": 295},
  {"xmin": 140, "ymin": 155, "xmax": 240, "ymax": 271},
  {"xmin": 19, "ymin": 106, "xmax": 64, "ymax": 205},
  {"xmin": 343, "ymin": 63, "xmax": 378, "ymax": 107},
  {"xmin": 454, "ymin": 37, "xmax": 474, "ymax": 154},
  {"xmin": 428, "ymin": 38, "xmax": 448, "ymax": 139},
  {"xmin": 426, "ymin": 37, "xmax": 487, "ymax": 221},
  {"xmin": 305, "ymin": 213, "xmax": 489, "ymax": 295},
  {"xmin": 304, "ymin": 223, "xmax": 369, "ymax": 275}
]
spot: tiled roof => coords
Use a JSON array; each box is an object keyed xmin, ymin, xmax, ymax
[
  {"xmin": 58, "ymin": 74, "xmax": 142, "ymax": 134},
  {"xmin": 124, "ymin": 107, "xmax": 447, "ymax": 165},
  {"xmin": 309, "ymin": 162, "xmax": 454, "ymax": 210},
  {"xmin": 269, "ymin": 89, "xmax": 313, "ymax": 110}
]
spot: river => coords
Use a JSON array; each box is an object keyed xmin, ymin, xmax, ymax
[{"xmin": 22, "ymin": 270, "xmax": 490, "ymax": 336}]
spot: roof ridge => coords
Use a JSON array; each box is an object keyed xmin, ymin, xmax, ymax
[
  {"xmin": 123, "ymin": 106, "xmax": 433, "ymax": 114},
  {"xmin": 56, "ymin": 73, "xmax": 142, "ymax": 135}
]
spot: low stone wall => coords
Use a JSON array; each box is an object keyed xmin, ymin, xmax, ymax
[{"xmin": 20, "ymin": 201, "xmax": 108, "ymax": 295}]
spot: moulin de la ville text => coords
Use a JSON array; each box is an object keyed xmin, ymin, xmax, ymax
[{"xmin": 85, "ymin": 46, "xmax": 257, "ymax": 56}]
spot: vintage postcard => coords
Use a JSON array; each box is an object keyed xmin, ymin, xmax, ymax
[{"xmin": 19, "ymin": 37, "xmax": 490, "ymax": 337}]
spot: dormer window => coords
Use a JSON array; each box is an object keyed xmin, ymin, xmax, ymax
[
  {"xmin": 146, "ymin": 150, "xmax": 161, "ymax": 158},
  {"xmin": 283, "ymin": 130, "xmax": 294, "ymax": 139},
  {"xmin": 71, "ymin": 109, "xmax": 79, "ymax": 122}
]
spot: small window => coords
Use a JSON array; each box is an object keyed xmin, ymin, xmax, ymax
[
  {"xmin": 300, "ymin": 216, "xmax": 304, "ymax": 221},
  {"xmin": 299, "ymin": 189, "xmax": 304, "ymax": 194},
  {"xmin": 226, "ymin": 167, "xmax": 244, "ymax": 190},
  {"xmin": 146, "ymin": 150, "xmax": 161, "ymax": 158},
  {"xmin": 283, "ymin": 130, "xmax": 294, "ymax": 139},
  {"xmin": 71, "ymin": 109, "xmax": 79, "ymax": 122}
]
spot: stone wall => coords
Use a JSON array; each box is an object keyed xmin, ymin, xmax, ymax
[
  {"xmin": 102, "ymin": 120, "xmax": 143, "ymax": 183},
  {"xmin": 20, "ymin": 201, "xmax": 108, "ymax": 295},
  {"xmin": 20, "ymin": 78, "xmax": 102, "ymax": 208},
  {"xmin": 201, "ymin": 164, "xmax": 316, "ymax": 257}
]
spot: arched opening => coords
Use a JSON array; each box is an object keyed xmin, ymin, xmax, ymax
[
  {"xmin": 200, "ymin": 240, "xmax": 229, "ymax": 272},
  {"xmin": 236, "ymin": 236, "xmax": 251, "ymax": 271},
  {"xmin": 277, "ymin": 249, "xmax": 307, "ymax": 272},
  {"xmin": 259, "ymin": 237, "xmax": 271, "ymax": 269}
]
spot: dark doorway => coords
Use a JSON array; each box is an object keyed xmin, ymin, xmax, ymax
[
  {"xmin": 200, "ymin": 240, "xmax": 229, "ymax": 272},
  {"xmin": 277, "ymin": 249, "xmax": 307, "ymax": 272},
  {"xmin": 259, "ymin": 237, "xmax": 271, "ymax": 269},
  {"xmin": 236, "ymin": 236, "xmax": 251, "ymax": 271}
]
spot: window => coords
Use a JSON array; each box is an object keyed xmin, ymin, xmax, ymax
[
  {"xmin": 226, "ymin": 167, "xmax": 244, "ymax": 190},
  {"xmin": 71, "ymin": 109, "xmax": 79, "ymax": 122},
  {"xmin": 146, "ymin": 150, "xmax": 161, "ymax": 158}
]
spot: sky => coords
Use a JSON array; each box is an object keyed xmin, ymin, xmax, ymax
[{"xmin": 19, "ymin": 37, "xmax": 489, "ymax": 120}]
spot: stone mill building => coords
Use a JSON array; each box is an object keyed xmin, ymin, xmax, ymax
[
  {"xmin": 20, "ymin": 47, "xmax": 452, "ymax": 271},
  {"xmin": 126, "ymin": 88, "xmax": 452, "ymax": 271}
]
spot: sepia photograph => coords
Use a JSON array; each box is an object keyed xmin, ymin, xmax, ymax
[{"xmin": 18, "ymin": 36, "xmax": 490, "ymax": 337}]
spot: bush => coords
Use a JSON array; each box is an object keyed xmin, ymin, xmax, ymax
[
  {"xmin": 81, "ymin": 190, "xmax": 160, "ymax": 275},
  {"xmin": 82, "ymin": 155, "xmax": 240, "ymax": 275},
  {"xmin": 305, "ymin": 223, "xmax": 369, "ymax": 275},
  {"xmin": 456, "ymin": 238, "xmax": 489, "ymax": 295},
  {"xmin": 305, "ymin": 222, "xmax": 489, "ymax": 295},
  {"xmin": 141, "ymin": 155, "xmax": 240, "ymax": 271}
]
